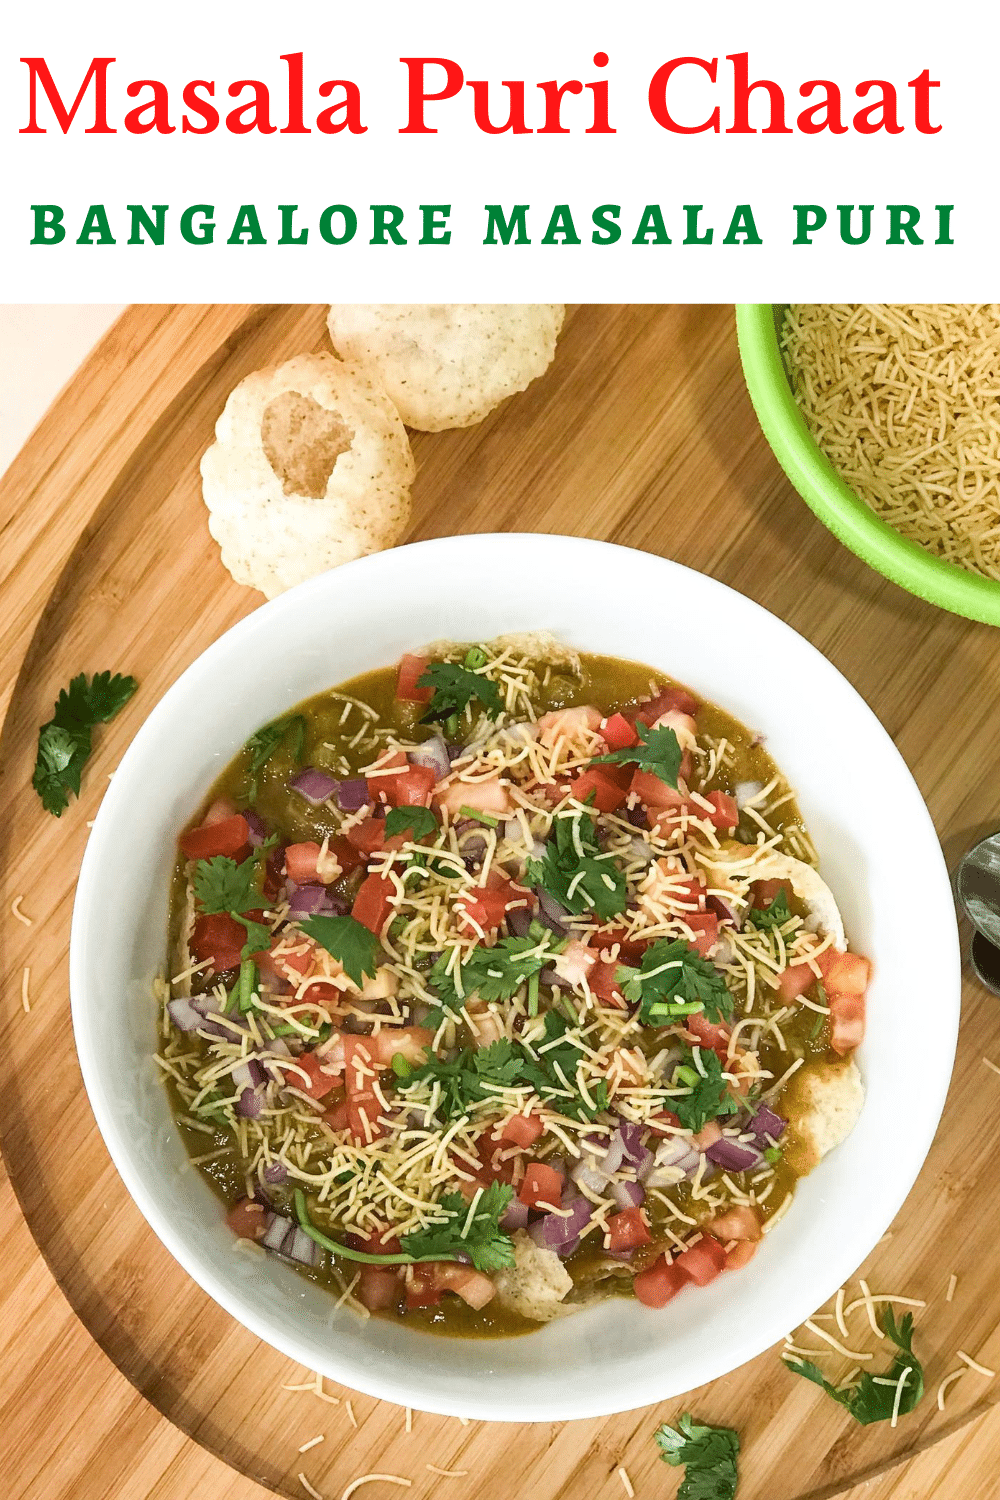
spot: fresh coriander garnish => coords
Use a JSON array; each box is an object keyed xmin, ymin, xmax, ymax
[
  {"xmin": 384, "ymin": 805, "xmax": 439, "ymax": 841},
  {"xmin": 784, "ymin": 1307, "xmax": 924, "ymax": 1425},
  {"xmin": 418, "ymin": 661, "xmax": 504, "ymax": 724},
  {"xmin": 243, "ymin": 713, "xmax": 307, "ymax": 776},
  {"xmin": 398, "ymin": 1038, "xmax": 527, "ymax": 1119},
  {"xmin": 655, "ymin": 1412, "xmax": 740, "ymax": 1500},
  {"xmin": 593, "ymin": 720, "xmax": 683, "ymax": 788},
  {"xmin": 32, "ymin": 670, "xmax": 138, "ymax": 816},
  {"xmin": 747, "ymin": 888, "xmax": 793, "ymax": 930},
  {"xmin": 621, "ymin": 938, "xmax": 734, "ymax": 1026},
  {"xmin": 431, "ymin": 930, "xmax": 564, "ymax": 1009},
  {"xmin": 300, "ymin": 913, "xmax": 380, "ymax": 988},
  {"xmin": 526, "ymin": 811, "xmax": 628, "ymax": 920},
  {"xmin": 517, "ymin": 1010, "xmax": 609, "ymax": 1122},
  {"xmin": 293, "ymin": 1184, "xmax": 516, "ymax": 1273},
  {"xmin": 232, "ymin": 914, "xmax": 273, "ymax": 960},
  {"xmin": 193, "ymin": 853, "xmax": 263, "ymax": 915},
  {"xmin": 670, "ymin": 1047, "xmax": 739, "ymax": 1133}
]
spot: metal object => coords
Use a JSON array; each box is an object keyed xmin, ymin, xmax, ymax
[{"xmin": 956, "ymin": 832, "xmax": 1000, "ymax": 994}]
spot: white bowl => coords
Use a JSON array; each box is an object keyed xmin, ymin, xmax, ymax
[{"xmin": 70, "ymin": 534, "xmax": 960, "ymax": 1422}]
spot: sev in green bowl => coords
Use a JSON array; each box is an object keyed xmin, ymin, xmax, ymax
[{"xmin": 736, "ymin": 303, "xmax": 1000, "ymax": 627}]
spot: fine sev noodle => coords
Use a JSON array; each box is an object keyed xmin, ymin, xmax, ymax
[{"xmin": 782, "ymin": 304, "xmax": 1000, "ymax": 580}]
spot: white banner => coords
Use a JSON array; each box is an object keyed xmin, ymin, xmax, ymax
[{"xmin": 3, "ymin": 0, "xmax": 995, "ymax": 300}]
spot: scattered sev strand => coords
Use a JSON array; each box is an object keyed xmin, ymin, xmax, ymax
[
  {"xmin": 339, "ymin": 1476, "xmax": 412, "ymax": 1500},
  {"xmin": 21, "ymin": 967, "xmax": 30, "ymax": 1013},
  {"xmin": 426, "ymin": 1465, "xmax": 469, "ymax": 1478},
  {"xmin": 345, "ymin": 1399, "xmax": 358, "ymax": 1429},
  {"xmin": 617, "ymin": 1465, "xmax": 635, "ymax": 1498},
  {"xmin": 957, "ymin": 1349, "xmax": 997, "ymax": 1379},
  {"xmin": 983, "ymin": 1057, "xmax": 1000, "ymax": 1079},
  {"xmin": 10, "ymin": 896, "xmax": 31, "ymax": 926},
  {"xmin": 938, "ymin": 1369, "xmax": 966, "ymax": 1410},
  {"xmin": 299, "ymin": 1436, "xmax": 325, "ymax": 1454},
  {"xmin": 947, "ymin": 1274, "xmax": 958, "ymax": 1304},
  {"xmin": 299, "ymin": 1477, "xmax": 324, "ymax": 1500}
]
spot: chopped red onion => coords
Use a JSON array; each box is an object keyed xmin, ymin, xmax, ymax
[
  {"xmin": 597, "ymin": 1133, "xmax": 626, "ymax": 1177},
  {"xmin": 289, "ymin": 883, "xmax": 333, "ymax": 918},
  {"xmin": 290, "ymin": 767, "xmax": 339, "ymax": 805},
  {"xmin": 570, "ymin": 1160, "xmax": 610, "ymax": 1196},
  {"xmin": 335, "ymin": 776, "xmax": 371, "ymax": 811},
  {"xmin": 706, "ymin": 1137, "xmax": 763, "ymax": 1172},
  {"xmin": 605, "ymin": 1246, "xmax": 637, "ymax": 1262},
  {"xmin": 735, "ymin": 780, "xmax": 764, "ymax": 811},
  {"xmin": 286, "ymin": 1226, "xmax": 320, "ymax": 1266},
  {"xmin": 625, "ymin": 803, "xmax": 648, "ymax": 829},
  {"xmin": 232, "ymin": 1058, "xmax": 266, "ymax": 1091},
  {"xmin": 537, "ymin": 889, "xmax": 571, "ymax": 929},
  {"xmin": 748, "ymin": 1103, "xmax": 787, "ymax": 1143},
  {"xmin": 500, "ymin": 1197, "xmax": 529, "ymax": 1231},
  {"xmin": 408, "ymin": 735, "xmax": 450, "ymax": 782},
  {"xmin": 263, "ymin": 1161, "xmax": 288, "ymax": 1185},
  {"xmin": 528, "ymin": 1195, "xmax": 592, "ymax": 1252},
  {"xmin": 261, "ymin": 1213, "xmax": 293, "ymax": 1253},
  {"xmin": 245, "ymin": 809, "xmax": 268, "ymax": 847},
  {"xmin": 506, "ymin": 906, "xmax": 533, "ymax": 939},
  {"xmin": 236, "ymin": 1086, "xmax": 263, "ymax": 1119},
  {"xmin": 707, "ymin": 892, "xmax": 741, "ymax": 928},
  {"xmin": 167, "ymin": 998, "xmax": 203, "ymax": 1032},
  {"xmin": 610, "ymin": 1179, "xmax": 645, "ymax": 1210},
  {"xmin": 616, "ymin": 1120, "xmax": 645, "ymax": 1162},
  {"xmin": 446, "ymin": 744, "xmax": 466, "ymax": 763}
]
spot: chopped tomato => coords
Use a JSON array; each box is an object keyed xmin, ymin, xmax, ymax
[
  {"xmin": 226, "ymin": 1197, "xmax": 268, "ymax": 1241},
  {"xmin": 777, "ymin": 962, "xmax": 815, "ymax": 1002},
  {"xmin": 536, "ymin": 705, "xmax": 603, "ymax": 747},
  {"xmin": 470, "ymin": 1136, "xmax": 516, "ymax": 1186},
  {"xmin": 645, "ymin": 1110, "xmax": 683, "ymax": 1136},
  {"xmin": 458, "ymin": 878, "xmax": 513, "ymax": 934},
  {"xmin": 430, "ymin": 1263, "xmax": 497, "ymax": 1309},
  {"xmin": 293, "ymin": 1050, "xmax": 344, "ymax": 1101},
  {"xmin": 179, "ymin": 813, "xmax": 250, "ymax": 861},
  {"xmin": 595, "ymin": 927, "xmax": 649, "ymax": 965},
  {"xmin": 435, "ymin": 776, "xmax": 514, "ymax": 819},
  {"xmin": 672, "ymin": 877, "xmax": 708, "ymax": 913},
  {"xmin": 818, "ymin": 950, "xmax": 871, "ymax": 996},
  {"xmin": 675, "ymin": 1235, "xmax": 727, "ymax": 1286},
  {"xmin": 726, "ymin": 1240, "xmax": 759, "ymax": 1270},
  {"xmin": 827, "ymin": 991, "xmax": 867, "ymax": 1055},
  {"xmin": 357, "ymin": 1265, "xmax": 403, "ymax": 1311},
  {"xmin": 753, "ymin": 878, "xmax": 791, "ymax": 910},
  {"xmin": 710, "ymin": 1206, "xmax": 762, "ymax": 1242},
  {"xmin": 405, "ymin": 1263, "xmax": 442, "ymax": 1308},
  {"xmin": 684, "ymin": 911, "xmax": 719, "ymax": 957},
  {"xmin": 345, "ymin": 819, "xmax": 407, "ymax": 857},
  {"xmin": 343, "ymin": 1037, "xmax": 388, "ymax": 1144},
  {"xmin": 370, "ymin": 752, "xmax": 437, "ymax": 808},
  {"xmin": 500, "ymin": 1112, "xmax": 545, "ymax": 1148},
  {"xmin": 630, "ymin": 769, "xmax": 687, "ymax": 812},
  {"xmin": 204, "ymin": 797, "xmax": 238, "ymax": 825},
  {"xmin": 190, "ymin": 913, "xmax": 246, "ymax": 973},
  {"xmin": 607, "ymin": 1206, "xmax": 652, "ymax": 1253},
  {"xmin": 702, "ymin": 791, "xmax": 739, "ymax": 830},
  {"xmin": 364, "ymin": 1026, "xmax": 434, "ymax": 1068},
  {"xmin": 352, "ymin": 871, "xmax": 396, "ymax": 935},
  {"xmin": 571, "ymin": 766, "xmax": 629, "ymax": 813},
  {"xmin": 322, "ymin": 1096, "xmax": 349, "ymax": 1133},
  {"xmin": 600, "ymin": 712, "xmax": 638, "ymax": 750},
  {"xmin": 683, "ymin": 1012, "xmax": 732, "ymax": 1060},
  {"xmin": 396, "ymin": 653, "xmax": 433, "ymax": 704},
  {"xmin": 634, "ymin": 685, "xmax": 699, "ymax": 725},
  {"xmin": 589, "ymin": 960, "xmax": 627, "ymax": 1008},
  {"xmin": 518, "ymin": 1161, "xmax": 563, "ymax": 1211},
  {"xmin": 692, "ymin": 1120, "xmax": 723, "ymax": 1151},
  {"xmin": 633, "ymin": 1254, "xmax": 690, "ymax": 1308},
  {"xmin": 285, "ymin": 841, "xmax": 323, "ymax": 884},
  {"xmin": 330, "ymin": 834, "xmax": 363, "ymax": 876}
]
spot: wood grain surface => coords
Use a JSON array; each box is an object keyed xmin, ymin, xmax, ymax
[{"xmin": 1, "ymin": 303, "xmax": 999, "ymax": 1500}]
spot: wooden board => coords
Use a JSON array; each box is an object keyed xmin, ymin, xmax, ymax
[{"xmin": 1, "ymin": 303, "xmax": 999, "ymax": 1500}]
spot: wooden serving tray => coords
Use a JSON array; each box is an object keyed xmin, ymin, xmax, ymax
[{"xmin": 2, "ymin": 303, "xmax": 999, "ymax": 1500}]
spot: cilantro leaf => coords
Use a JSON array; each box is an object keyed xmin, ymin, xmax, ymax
[
  {"xmin": 398, "ymin": 1038, "xmax": 526, "ymax": 1120},
  {"xmin": 193, "ymin": 853, "xmax": 262, "ymax": 915},
  {"xmin": 784, "ymin": 1308, "xmax": 924, "ymax": 1426},
  {"xmin": 670, "ymin": 1047, "xmax": 739, "ymax": 1134},
  {"xmin": 623, "ymin": 939, "xmax": 733, "ymax": 1026},
  {"xmin": 232, "ymin": 913, "xmax": 273, "ymax": 960},
  {"xmin": 32, "ymin": 724, "xmax": 91, "ymax": 815},
  {"xmin": 655, "ymin": 1412, "xmax": 740, "ymax": 1500},
  {"xmin": 243, "ymin": 713, "xmax": 307, "ymax": 776},
  {"xmin": 526, "ymin": 812, "xmax": 627, "ymax": 920},
  {"xmin": 594, "ymin": 720, "xmax": 682, "ymax": 788},
  {"xmin": 418, "ymin": 662, "xmax": 504, "ymax": 724},
  {"xmin": 431, "ymin": 931, "xmax": 563, "ymax": 1011},
  {"xmin": 402, "ymin": 1184, "xmax": 516, "ymax": 1273},
  {"xmin": 53, "ymin": 670, "xmax": 138, "ymax": 730},
  {"xmin": 519, "ymin": 1010, "xmax": 609, "ymax": 1122},
  {"xmin": 32, "ymin": 670, "xmax": 138, "ymax": 817},
  {"xmin": 748, "ymin": 889, "xmax": 792, "ymax": 930},
  {"xmin": 300, "ymin": 913, "xmax": 380, "ymax": 988},
  {"xmin": 384, "ymin": 805, "xmax": 438, "ymax": 841}
]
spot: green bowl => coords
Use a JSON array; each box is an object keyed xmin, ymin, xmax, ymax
[{"xmin": 735, "ymin": 303, "xmax": 1000, "ymax": 626}]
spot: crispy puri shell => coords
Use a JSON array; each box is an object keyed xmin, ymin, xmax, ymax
[
  {"xmin": 326, "ymin": 304, "xmax": 565, "ymax": 431},
  {"xmin": 200, "ymin": 353, "xmax": 415, "ymax": 598}
]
